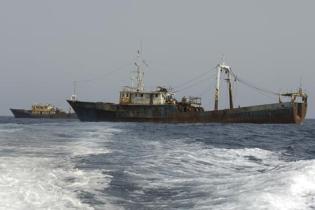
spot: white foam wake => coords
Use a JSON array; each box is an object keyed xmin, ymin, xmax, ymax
[
  {"xmin": 0, "ymin": 156, "xmax": 111, "ymax": 210},
  {"xmin": 194, "ymin": 148, "xmax": 315, "ymax": 210},
  {"xmin": 0, "ymin": 124, "xmax": 123, "ymax": 210},
  {"xmin": 127, "ymin": 141, "xmax": 315, "ymax": 210}
]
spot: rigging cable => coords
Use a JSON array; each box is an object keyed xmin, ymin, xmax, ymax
[
  {"xmin": 75, "ymin": 61, "xmax": 133, "ymax": 84},
  {"xmin": 229, "ymin": 70, "xmax": 280, "ymax": 97},
  {"xmin": 173, "ymin": 66, "xmax": 217, "ymax": 90},
  {"xmin": 197, "ymin": 77, "xmax": 216, "ymax": 97},
  {"xmin": 174, "ymin": 72, "xmax": 217, "ymax": 93}
]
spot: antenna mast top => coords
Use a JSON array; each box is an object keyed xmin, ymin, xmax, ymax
[
  {"xmin": 71, "ymin": 81, "xmax": 77, "ymax": 101},
  {"xmin": 134, "ymin": 49, "xmax": 145, "ymax": 91},
  {"xmin": 221, "ymin": 54, "xmax": 226, "ymax": 65}
]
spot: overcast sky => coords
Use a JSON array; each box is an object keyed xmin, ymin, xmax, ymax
[{"xmin": 0, "ymin": 0, "xmax": 314, "ymax": 118}]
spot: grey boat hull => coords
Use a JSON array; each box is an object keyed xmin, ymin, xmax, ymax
[{"xmin": 67, "ymin": 100, "xmax": 307, "ymax": 124}]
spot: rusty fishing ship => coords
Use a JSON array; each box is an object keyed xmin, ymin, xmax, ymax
[
  {"xmin": 10, "ymin": 103, "xmax": 77, "ymax": 119},
  {"xmin": 67, "ymin": 51, "xmax": 307, "ymax": 124}
]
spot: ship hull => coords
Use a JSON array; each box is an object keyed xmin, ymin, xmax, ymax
[
  {"xmin": 10, "ymin": 109, "xmax": 77, "ymax": 119},
  {"xmin": 67, "ymin": 100, "xmax": 307, "ymax": 124}
]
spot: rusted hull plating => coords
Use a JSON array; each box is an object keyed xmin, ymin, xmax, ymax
[{"xmin": 67, "ymin": 100, "xmax": 307, "ymax": 124}]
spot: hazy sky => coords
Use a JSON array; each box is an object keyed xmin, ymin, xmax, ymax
[{"xmin": 1, "ymin": 0, "xmax": 314, "ymax": 118}]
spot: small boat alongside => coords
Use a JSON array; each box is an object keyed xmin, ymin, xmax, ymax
[{"xmin": 10, "ymin": 104, "xmax": 77, "ymax": 119}]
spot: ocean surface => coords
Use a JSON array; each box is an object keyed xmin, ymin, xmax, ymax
[{"xmin": 0, "ymin": 116, "xmax": 314, "ymax": 210}]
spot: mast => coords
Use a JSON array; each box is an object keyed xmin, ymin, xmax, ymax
[
  {"xmin": 134, "ymin": 50, "xmax": 144, "ymax": 91},
  {"xmin": 214, "ymin": 65, "xmax": 221, "ymax": 110},
  {"xmin": 214, "ymin": 63, "xmax": 234, "ymax": 110},
  {"xmin": 227, "ymin": 71, "xmax": 234, "ymax": 109},
  {"xmin": 71, "ymin": 81, "xmax": 77, "ymax": 101}
]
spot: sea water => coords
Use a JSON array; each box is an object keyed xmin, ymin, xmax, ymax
[{"xmin": 0, "ymin": 117, "xmax": 314, "ymax": 210}]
